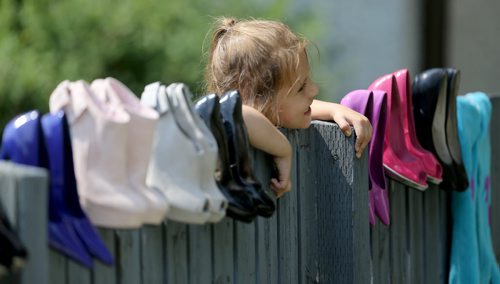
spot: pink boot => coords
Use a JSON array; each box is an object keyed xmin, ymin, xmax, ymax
[
  {"xmin": 393, "ymin": 69, "xmax": 443, "ymax": 184},
  {"xmin": 369, "ymin": 74, "xmax": 428, "ymax": 191},
  {"xmin": 90, "ymin": 78, "xmax": 169, "ymax": 225},
  {"xmin": 49, "ymin": 81, "xmax": 149, "ymax": 228}
]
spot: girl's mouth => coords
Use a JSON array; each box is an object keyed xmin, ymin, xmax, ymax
[{"xmin": 304, "ymin": 106, "xmax": 311, "ymax": 115}]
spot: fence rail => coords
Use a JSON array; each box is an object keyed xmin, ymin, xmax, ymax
[{"xmin": 1, "ymin": 106, "xmax": 499, "ymax": 283}]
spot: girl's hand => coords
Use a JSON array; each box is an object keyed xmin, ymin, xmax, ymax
[
  {"xmin": 311, "ymin": 100, "xmax": 373, "ymax": 158},
  {"xmin": 331, "ymin": 104, "xmax": 372, "ymax": 158},
  {"xmin": 271, "ymin": 149, "xmax": 292, "ymax": 198},
  {"xmin": 242, "ymin": 105, "xmax": 293, "ymax": 197}
]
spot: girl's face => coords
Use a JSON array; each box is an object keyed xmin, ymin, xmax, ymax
[{"xmin": 277, "ymin": 51, "xmax": 318, "ymax": 129}]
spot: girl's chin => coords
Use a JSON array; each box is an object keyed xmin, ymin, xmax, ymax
[
  {"xmin": 278, "ymin": 114, "xmax": 312, "ymax": 129},
  {"xmin": 281, "ymin": 119, "xmax": 311, "ymax": 129},
  {"xmin": 302, "ymin": 118, "xmax": 312, "ymax": 128}
]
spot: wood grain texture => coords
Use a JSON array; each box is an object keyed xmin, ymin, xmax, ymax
[
  {"xmin": 296, "ymin": 128, "xmax": 320, "ymax": 284},
  {"xmin": 253, "ymin": 149, "xmax": 278, "ymax": 284},
  {"xmin": 115, "ymin": 230, "xmax": 141, "ymax": 284},
  {"xmin": 188, "ymin": 224, "xmax": 212, "ymax": 284},
  {"xmin": 92, "ymin": 228, "xmax": 116, "ymax": 284},
  {"xmin": 166, "ymin": 222, "xmax": 189, "ymax": 284},
  {"xmin": 48, "ymin": 250, "xmax": 67, "ymax": 284},
  {"xmin": 407, "ymin": 188, "xmax": 424, "ymax": 284},
  {"xmin": 0, "ymin": 162, "xmax": 49, "ymax": 284},
  {"xmin": 212, "ymin": 218, "xmax": 234, "ymax": 284},
  {"xmin": 439, "ymin": 188, "xmax": 452, "ymax": 283},
  {"xmin": 309, "ymin": 121, "xmax": 370, "ymax": 283},
  {"xmin": 234, "ymin": 221, "xmax": 256, "ymax": 284},
  {"xmin": 389, "ymin": 180, "xmax": 409, "ymax": 284},
  {"xmin": 141, "ymin": 225, "xmax": 165, "ymax": 284},
  {"xmin": 66, "ymin": 260, "xmax": 91, "ymax": 284},
  {"xmin": 423, "ymin": 185, "xmax": 442, "ymax": 284}
]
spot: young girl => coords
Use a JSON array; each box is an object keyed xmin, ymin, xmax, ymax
[{"xmin": 205, "ymin": 18, "xmax": 372, "ymax": 198}]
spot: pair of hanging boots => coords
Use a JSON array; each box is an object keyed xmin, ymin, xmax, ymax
[
  {"xmin": 412, "ymin": 68, "xmax": 468, "ymax": 192},
  {"xmin": 49, "ymin": 79, "xmax": 169, "ymax": 229},
  {"xmin": 141, "ymin": 82, "xmax": 229, "ymax": 224},
  {"xmin": 194, "ymin": 91, "xmax": 276, "ymax": 222},
  {"xmin": 340, "ymin": 69, "xmax": 447, "ymax": 226},
  {"xmin": 142, "ymin": 83, "xmax": 276, "ymax": 223},
  {"xmin": 0, "ymin": 109, "xmax": 113, "ymax": 267},
  {"xmin": 341, "ymin": 89, "xmax": 391, "ymax": 226},
  {"xmin": 368, "ymin": 70, "xmax": 443, "ymax": 192}
]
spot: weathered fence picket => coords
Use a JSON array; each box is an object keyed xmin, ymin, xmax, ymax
[{"xmin": 0, "ymin": 163, "xmax": 48, "ymax": 284}]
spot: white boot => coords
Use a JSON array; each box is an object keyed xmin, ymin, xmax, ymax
[
  {"xmin": 167, "ymin": 83, "xmax": 227, "ymax": 222},
  {"xmin": 141, "ymin": 82, "xmax": 211, "ymax": 224},
  {"xmin": 90, "ymin": 78, "xmax": 169, "ymax": 225},
  {"xmin": 49, "ymin": 80, "xmax": 148, "ymax": 229}
]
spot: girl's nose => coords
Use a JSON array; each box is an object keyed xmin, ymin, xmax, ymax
[{"xmin": 309, "ymin": 81, "xmax": 319, "ymax": 99}]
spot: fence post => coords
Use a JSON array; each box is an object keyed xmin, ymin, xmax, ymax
[
  {"xmin": 0, "ymin": 161, "xmax": 49, "ymax": 284},
  {"xmin": 286, "ymin": 121, "xmax": 370, "ymax": 283}
]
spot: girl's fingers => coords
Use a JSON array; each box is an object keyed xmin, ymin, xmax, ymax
[
  {"xmin": 335, "ymin": 117, "xmax": 352, "ymax": 137},
  {"xmin": 271, "ymin": 178, "xmax": 291, "ymax": 198},
  {"xmin": 350, "ymin": 116, "xmax": 372, "ymax": 158}
]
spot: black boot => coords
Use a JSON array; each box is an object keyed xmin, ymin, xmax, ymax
[
  {"xmin": 412, "ymin": 68, "xmax": 467, "ymax": 191},
  {"xmin": 195, "ymin": 94, "xmax": 257, "ymax": 222},
  {"xmin": 444, "ymin": 68, "xmax": 469, "ymax": 192},
  {"xmin": 219, "ymin": 91, "xmax": 276, "ymax": 218}
]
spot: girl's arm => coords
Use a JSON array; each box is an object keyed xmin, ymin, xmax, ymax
[
  {"xmin": 242, "ymin": 105, "xmax": 292, "ymax": 197},
  {"xmin": 310, "ymin": 99, "xmax": 372, "ymax": 158}
]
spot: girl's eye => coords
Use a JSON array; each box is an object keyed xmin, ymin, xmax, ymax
[{"xmin": 298, "ymin": 81, "xmax": 307, "ymax": 92}]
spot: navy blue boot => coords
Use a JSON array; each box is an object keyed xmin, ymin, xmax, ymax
[
  {"xmin": 0, "ymin": 110, "xmax": 91, "ymax": 267},
  {"xmin": 42, "ymin": 111, "xmax": 113, "ymax": 266}
]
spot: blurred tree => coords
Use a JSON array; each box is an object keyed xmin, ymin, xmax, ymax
[{"xmin": 0, "ymin": 0, "xmax": 321, "ymax": 128}]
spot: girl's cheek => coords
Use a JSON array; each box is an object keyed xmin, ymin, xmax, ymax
[{"xmin": 278, "ymin": 113, "xmax": 290, "ymax": 127}]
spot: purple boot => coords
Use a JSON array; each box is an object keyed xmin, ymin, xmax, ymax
[
  {"xmin": 369, "ymin": 91, "xmax": 391, "ymax": 226},
  {"xmin": 341, "ymin": 90, "xmax": 376, "ymax": 225}
]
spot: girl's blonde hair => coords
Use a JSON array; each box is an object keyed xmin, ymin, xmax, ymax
[{"xmin": 205, "ymin": 17, "xmax": 308, "ymax": 124}]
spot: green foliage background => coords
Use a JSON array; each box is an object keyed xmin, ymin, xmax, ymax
[{"xmin": 0, "ymin": 0, "xmax": 324, "ymax": 129}]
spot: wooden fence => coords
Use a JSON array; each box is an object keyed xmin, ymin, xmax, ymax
[{"xmin": 1, "ymin": 106, "xmax": 499, "ymax": 283}]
